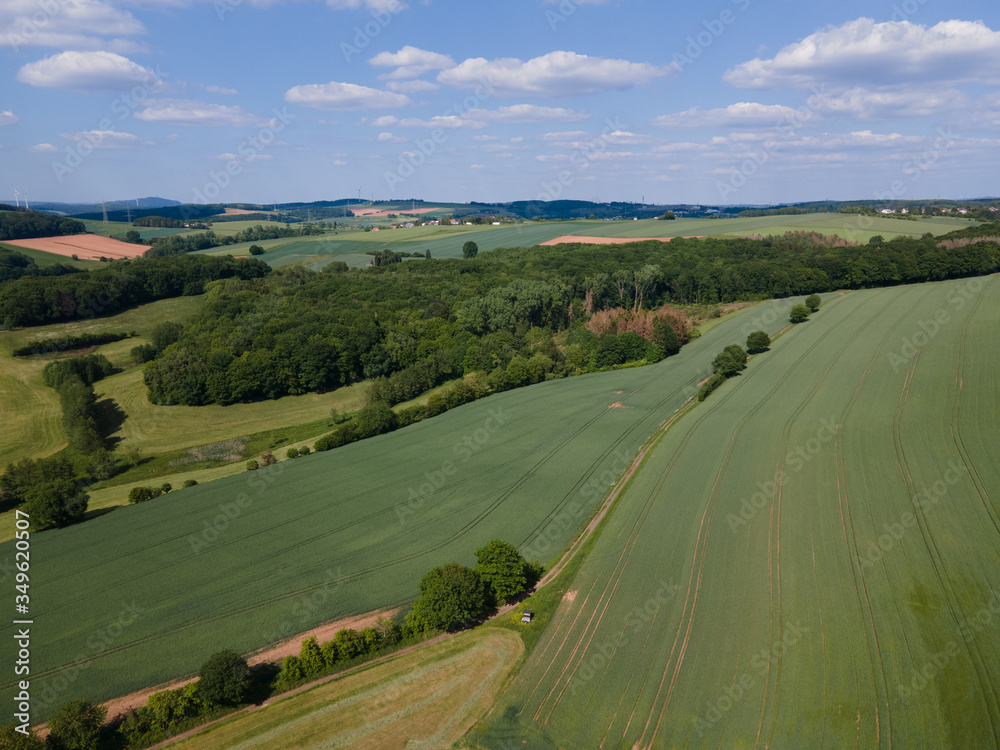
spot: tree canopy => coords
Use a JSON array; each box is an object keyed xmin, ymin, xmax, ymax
[
  {"xmin": 196, "ymin": 650, "xmax": 252, "ymax": 706},
  {"xmin": 790, "ymin": 304, "xmax": 811, "ymax": 324},
  {"xmin": 746, "ymin": 330, "xmax": 771, "ymax": 353},
  {"xmin": 475, "ymin": 539, "xmax": 530, "ymax": 604},
  {"xmin": 408, "ymin": 562, "xmax": 488, "ymax": 632}
]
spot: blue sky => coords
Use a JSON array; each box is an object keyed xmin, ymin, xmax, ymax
[{"xmin": 1, "ymin": 0, "xmax": 999, "ymax": 206}]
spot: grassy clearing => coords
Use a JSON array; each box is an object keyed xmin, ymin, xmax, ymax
[
  {"xmin": 0, "ymin": 296, "xmax": 806, "ymax": 716},
  {"xmin": 0, "ymin": 296, "xmax": 206, "ymax": 470},
  {"xmin": 170, "ymin": 629, "xmax": 522, "ymax": 750},
  {"xmin": 476, "ymin": 274, "xmax": 1000, "ymax": 749}
]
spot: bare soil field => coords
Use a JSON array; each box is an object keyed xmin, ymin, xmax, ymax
[{"xmin": 6, "ymin": 234, "xmax": 147, "ymax": 260}]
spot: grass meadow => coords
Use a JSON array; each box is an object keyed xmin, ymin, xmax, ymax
[{"xmin": 170, "ymin": 629, "xmax": 522, "ymax": 750}]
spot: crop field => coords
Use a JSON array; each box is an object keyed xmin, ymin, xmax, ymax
[
  {"xmin": 476, "ymin": 274, "xmax": 1000, "ymax": 749},
  {"xmin": 0, "ymin": 296, "xmax": 205, "ymax": 469},
  {"xmin": 4, "ymin": 234, "xmax": 146, "ymax": 261},
  {"xmin": 190, "ymin": 213, "xmax": 972, "ymax": 271},
  {"xmin": 171, "ymin": 629, "xmax": 522, "ymax": 750},
  {"xmin": 0, "ymin": 295, "xmax": 806, "ymax": 716}
]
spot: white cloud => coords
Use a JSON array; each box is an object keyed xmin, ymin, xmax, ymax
[
  {"xmin": 204, "ymin": 84, "xmax": 239, "ymax": 95},
  {"xmin": 464, "ymin": 104, "xmax": 590, "ymax": 123},
  {"xmin": 209, "ymin": 152, "xmax": 273, "ymax": 161},
  {"xmin": 368, "ymin": 114, "xmax": 487, "ymax": 130},
  {"xmin": 725, "ymin": 18, "xmax": 1000, "ymax": 89},
  {"xmin": 135, "ymin": 98, "xmax": 274, "ymax": 127},
  {"xmin": 0, "ymin": 0, "xmax": 144, "ymax": 51},
  {"xmin": 0, "ymin": 111, "xmax": 18, "ymax": 126},
  {"xmin": 474, "ymin": 135, "xmax": 499, "ymax": 141},
  {"xmin": 325, "ymin": 0, "xmax": 407, "ymax": 11},
  {"xmin": 17, "ymin": 51, "xmax": 159, "ymax": 92},
  {"xmin": 370, "ymin": 46, "xmax": 454, "ymax": 79},
  {"xmin": 817, "ymin": 87, "xmax": 966, "ymax": 120},
  {"xmin": 61, "ymin": 130, "xmax": 154, "ymax": 149},
  {"xmin": 386, "ymin": 79, "xmax": 439, "ymax": 94},
  {"xmin": 377, "ymin": 132, "xmax": 408, "ymax": 142},
  {"xmin": 29, "ymin": 143, "xmax": 58, "ymax": 153},
  {"xmin": 652, "ymin": 102, "xmax": 801, "ymax": 129},
  {"xmin": 285, "ymin": 81, "xmax": 411, "ymax": 110},
  {"xmin": 438, "ymin": 51, "xmax": 674, "ymax": 97}
]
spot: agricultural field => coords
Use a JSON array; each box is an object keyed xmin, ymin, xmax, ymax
[
  {"xmin": 0, "ymin": 295, "xmax": 804, "ymax": 717},
  {"xmin": 475, "ymin": 274, "xmax": 1000, "ymax": 749},
  {"xmin": 0, "ymin": 242, "xmax": 102, "ymax": 269},
  {"xmin": 3, "ymin": 234, "xmax": 146, "ymax": 261},
  {"xmin": 171, "ymin": 629, "xmax": 522, "ymax": 750}
]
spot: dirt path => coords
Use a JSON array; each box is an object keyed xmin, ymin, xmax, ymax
[{"xmin": 101, "ymin": 608, "xmax": 398, "ymax": 719}]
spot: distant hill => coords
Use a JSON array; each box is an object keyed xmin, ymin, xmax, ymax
[{"xmin": 33, "ymin": 197, "xmax": 181, "ymax": 216}]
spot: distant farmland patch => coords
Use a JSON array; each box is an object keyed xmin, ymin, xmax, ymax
[{"xmin": 5, "ymin": 234, "xmax": 146, "ymax": 260}]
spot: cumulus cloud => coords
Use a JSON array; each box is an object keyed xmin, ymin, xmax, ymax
[
  {"xmin": 438, "ymin": 51, "xmax": 673, "ymax": 97},
  {"xmin": 325, "ymin": 0, "xmax": 407, "ymax": 11},
  {"xmin": 17, "ymin": 50, "xmax": 159, "ymax": 92},
  {"xmin": 0, "ymin": 111, "xmax": 18, "ymax": 126},
  {"xmin": 209, "ymin": 152, "xmax": 273, "ymax": 161},
  {"xmin": 61, "ymin": 130, "xmax": 154, "ymax": 149},
  {"xmin": 29, "ymin": 143, "xmax": 58, "ymax": 153},
  {"xmin": 386, "ymin": 79, "xmax": 439, "ymax": 94},
  {"xmin": 817, "ymin": 87, "xmax": 967, "ymax": 120},
  {"xmin": 135, "ymin": 98, "xmax": 274, "ymax": 127},
  {"xmin": 367, "ymin": 114, "xmax": 486, "ymax": 130},
  {"xmin": 285, "ymin": 81, "xmax": 411, "ymax": 110},
  {"xmin": 464, "ymin": 104, "xmax": 590, "ymax": 123},
  {"xmin": 0, "ymin": 0, "xmax": 145, "ymax": 51},
  {"xmin": 652, "ymin": 102, "xmax": 801, "ymax": 129},
  {"xmin": 724, "ymin": 18, "xmax": 1000, "ymax": 89},
  {"xmin": 377, "ymin": 132, "xmax": 408, "ymax": 142},
  {"xmin": 204, "ymin": 84, "xmax": 239, "ymax": 95},
  {"xmin": 370, "ymin": 46, "xmax": 455, "ymax": 79}
]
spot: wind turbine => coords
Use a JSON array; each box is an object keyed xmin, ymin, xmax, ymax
[
  {"xmin": 22, "ymin": 192, "xmax": 29, "ymax": 210},
  {"xmin": 13, "ymin": 190, "xmax": 20, "ymax": 209}
]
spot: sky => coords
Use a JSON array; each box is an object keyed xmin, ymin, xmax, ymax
[{"xmin": 1, "ymin": 0, "xmax": 999, "ymax": 206}]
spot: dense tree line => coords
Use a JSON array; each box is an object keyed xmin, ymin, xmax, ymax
[
  {"xmin": 0, "ymin": 245, "xmax": 80, "ymax": 286},
  {"xmin": 145, "ymin": 223, "xmax": 332, "ymax": 257},
  {"xmin": 133, "ymin": 215, "xmax": 188, "ymax": 227},
  {"xmin": 13, "ymin": 331, "xmax": 131, "ymax": 358},
  {"xmin": 0, "ymin": 254, "xmax": 269, "ymax": 328},
  {"xmin": 0, "ymin": 210, "xmax": 85, "ymax": 241}
]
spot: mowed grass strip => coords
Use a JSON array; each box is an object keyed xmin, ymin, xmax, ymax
[
  {"xmin": 479, "ymin": 275, "xmax": 1000, "ymax": 750},
  {"xmin": 0, "ymin": 296, "xmax": 807, "ymax": 716},
  {"xmin": 170, "ymin": 629, "xmax": 522, "ymax": 750}
]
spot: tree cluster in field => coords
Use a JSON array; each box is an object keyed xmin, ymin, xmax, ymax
[
  {"xmin": 273, "ymin": 617, "xmax": 402, "ymax": 691},
  {"xmin": 698, "ymin": 334, "xmax": 766, "ymax": 402},
  {"xmin": 143, "ymin": 223, "xmax": 333, "ymax": 257},
  {"xmin": 0, "ymin": 254, "xmax": 269, "ymax": 328},
  {"xmin": 12, "ymin": 331, "xmax": 132, "ymax": 358},
  {"xmin": 132, "ymin": 216, "xmax": 188, "ymax": 228},
  {"xmin": 790, "ymin": 294, "xmax": 821, "ymax": 324},
  {"xmin": 407, "ymin": 540, "xmax": 543, "ymax": 633},
  {"xmin": 0, "ymin": 245, "xmax": 80, "ymax": 286},
  {"xmin": 0, "ymin": 456, "xmax": 87, "ymax": 530},
  {"xmin": 128, "ymin": 483, "xmax": 173, "ymax": 503},
  {"xmin": 0, "ymin": 210, "xmax": 85, "ymax": 241},
  {"xmin": 0, "ymin": 353, "xmax": 135, "ymax": 530}
]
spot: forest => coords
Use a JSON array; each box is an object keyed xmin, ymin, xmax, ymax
[{"xmin": 138, "ymin": 225, "xmax": 999, "ymax": 406}]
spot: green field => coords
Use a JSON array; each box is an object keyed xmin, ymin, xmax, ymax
[
  {"xmin": 0, "ymin": 296, "xmax": 205, "ymax": 469},
  {"xmin": 0, "ymin": 296, "xmax": 805, "ymax": 716},
  {"xmin": 192, "ymin": 214, "xmax": 974, "ymax": 271},
  {"xmin": 475, "ymin": 274, "xmax": 1000, "ymax": 749},
  {"xmin": 172, "ymin": 629, "xmax": 522, "ymax": 750}
]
